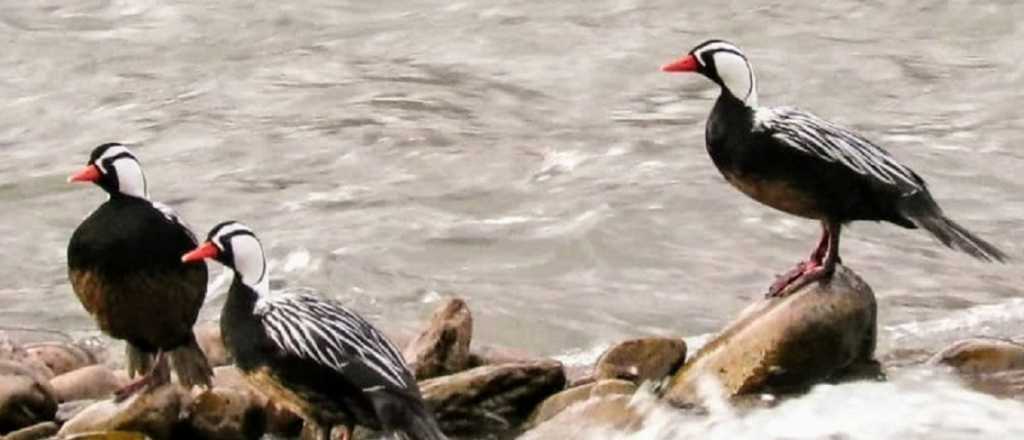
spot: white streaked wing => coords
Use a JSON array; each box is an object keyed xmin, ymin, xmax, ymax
[
  {"xmin": 754, "ymin": 107, "xmax": 925, "ymax": 192},
  {"xmin": 254, "ymin": 293, "xmax": 411, "ymax": 390}
]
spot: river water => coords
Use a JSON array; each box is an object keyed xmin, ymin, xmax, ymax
[{"xmin": 1, "ymin": 0, "xmax": 1023, "ymax": 438}]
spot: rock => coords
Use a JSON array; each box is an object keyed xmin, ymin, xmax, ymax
[
  {"xmin": 57, "ymin": 399, "xmax": 98, "ymax": 424},
  {"xmin": 404, "ymin": 298, "xmax": 473, "ymax": 380},
  {"xmin": 182, "ymin": 387, "xmax": 265, "ymax": 440},
  {"xmin": 0, "ymin": 341, "xmax": 55, "ymax": 381},
  {"xmin": 468, "ymin": 344, "xmax": 537, "ymax": 367},
  {"xmin": 663, "ymin": 264, "xmax": 877, "ymax": 407},
  {"xmin": 1, "ymin": 421, "xmax": 59, "ymax": 440},
  {"xmin": 194, "ymin": 322, "xmax": 231, "ymax": 368},
  {"xmin": 57, "ymin": 384, "xmax": 185, "ymax": 440},
  {"xmin": 264, "ymin": 399, "xmax": 303, "ymax": 438},
  {"xmin": 0, "ymin": 361, "xmax": 58, "ymax": 434},
  {"xmin": 519, "ymin": 395, "xmax": 642, "ymax": 440},
  {"xmin": 594, "ymin": 337, "xmax": 687, "ymax": 384},
  {"xmin": 526, "ymin": 379, "xmax": 637, "ymax": 428},
  {"xmin": 420, "ymin": 360, "xmax": 566, "ymax": 434},
  {"xmin": 22, "ymin": 341, "xmax": 97, "ymax": 376},
  {"xmin": 211, "ymin": 365, "xmax": 301, "ymax": 437},
  {"xmin": 51, "ymin": 365, "xmax": 125, "ymax": 402},
  {"xmin": 62, "ymin": 432, "xmax": 153, "ymax": 440},
  {"xmin": 929, "ymin": 338, "xmax": 1024, "ymax": 374}
]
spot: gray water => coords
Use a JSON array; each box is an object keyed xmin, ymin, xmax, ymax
[{"xmin": 2, "ymin": 1, "xmax": 1023, "ymax": 438}]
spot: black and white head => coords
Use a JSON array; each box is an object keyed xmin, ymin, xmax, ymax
[
  {"xmin": 68, "ymin": 143, "xmax": 148, "ymax": 199},
  {"xmin": 182, "ymin": 221, "xmax": 269, "ymax": 296},
  {"xmin": 662, "ymin": 39, "xmax": 758, "ymax": 107}
]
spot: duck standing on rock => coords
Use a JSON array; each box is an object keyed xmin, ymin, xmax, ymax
[
  {"xmin": 661, "ymin": 40, "xmax": 1008, "ymax": 297},
  {"xmin": 67, "ymin": 143, "xmax": 213, "ymax": 399},
  {"xmin": 182, "ymin": 221, "xmax": 447, "ymax": 440}
]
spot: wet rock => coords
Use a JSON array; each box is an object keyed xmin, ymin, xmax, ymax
[
  {"xmin": 519, "ymin": 395, "xmax": 642, "ymax": 440},
  {"xmin": 182, "ymin": 387, "xmax": 265, "ymax": 440},
  {"xmin": 663, "ymin": 264, "xmax": 877, "ymax": 407},
  {"xmin": 526, "ymin": 379, "xmax": 637, "ymax": 428},
  {"xmin": 0, "ymin": 361, "xmax": 58, "ymax": 433},
  {"xmin": 929, "ymin": 338, "xmax": 1024, "ymax": 374},
  {"xmin": 57, "ymin": 384, "xmax": 185, "ymax": 440},
  {"xmin": 404, "ymin": 298, "xmax": 473, "ymax": 380},
  {"xmin": 51, "ymin": 364, "xmax": 125, "ymax": 402},
  {"xmin": 194, "ymin": 322, "xmax": 231, "ymax": 368},
  {"xmin": 595, "ymin": 337, "xmax": 687, "ymax": 384},
  {"xmin": 420, "ymin": 360, "xmax": 566, "ymax": 433},
  {"xmin": 1, "ymin": 421, "xmax": 58, "ymax": 440},
  {"xmin": 23, "ymin": 341, "xmax": 97, "ymax": 376}
]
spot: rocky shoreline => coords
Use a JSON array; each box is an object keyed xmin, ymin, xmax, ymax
[{"xmin": 2, "ymin": 264, "xmax": 1022, "ymax": 440}]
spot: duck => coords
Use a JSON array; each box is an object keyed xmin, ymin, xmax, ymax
[
  {"xmin": 661, "ymin": 40, "xmax": 1008, "ymax": 296},
  {"xmin": 67, "ymin": 142, "xmax": 212, "ymax": 399},
  {"xmin": 181, "ymin": 221, "xmax": 447, "ymax": 440}
]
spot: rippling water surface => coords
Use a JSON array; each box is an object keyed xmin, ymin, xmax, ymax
[{"xmin": 1, "ymin": 1, "xmax": 1023, "ymax": 438}]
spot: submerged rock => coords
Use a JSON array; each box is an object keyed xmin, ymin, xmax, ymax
[
  {"xmin": 0, "ymin": 361, "xmax": 58, "ymax": 434},
  {"xmin": 404, "ymin": 298, "xmax": 473, "ymax": 380},
  {"xmin": 929, "ymin": 338, "xmax": 1024, "ymax": 374},
  {"xmin": 420, "ymin": 360, "xmax": 566, "ymax": 434},
  {"xmin": 1, "ymin": 421, "xmax": 59, "ymax": 440},
  {"xmin": 526, "ymin": 379, "xmax": 637, "ymax": 428},
  {"xmin": 663, "ymin": 264, "xmax": 877, "ymax": 406},
  {"xmin": 57, "ymin": 384, "xmax": 184, "ymax": 440},
  {"xmin": 51, "ymin": 364, "xmax": 125, "ymax": 402},
  {"xmin": 595, "ymin": 337, "xmax": 686, "ymax": 384}
]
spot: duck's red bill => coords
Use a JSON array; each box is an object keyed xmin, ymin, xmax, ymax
[
  {"xmin": 182, "ymin": 242, "xmax": 219, "ymax": 263},
  {"xmin": 68, "ymin": 165, "xmax": 101, "ymax": 183},
  {"xmin": 661, "ymin": 54, "xmax": 699, "ymax": 72}
]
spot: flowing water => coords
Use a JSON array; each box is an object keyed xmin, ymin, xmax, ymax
[{"xmin": 1, "ymin": 0, "xmax": 1023, "ymax": 438}]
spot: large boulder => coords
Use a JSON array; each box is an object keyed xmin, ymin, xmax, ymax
[
  {"xmin": 404, "ymin": 298, "xmax": 473, "ymax": 380},
  {"xmin": 526, "ymin": 379, "xmax": 637, "ymax": 428},
  {"xmin": 420, "ymin": 360, "xmax": 565, "ymax": 434},
  {"xmin": 594, "ymin": 337, "xmax": 686, "ymax": 384},
  {"xmin": 51, "ymin": 364, "xmax": 125, "ymax": 402},
  {"xmin": 519, "ymin": 394, "xmax": 642, "ymax": 440},
  {"xmin": 57, "ymin": 384, "xmax": 185, "ymax": 440},
  {"xmin": 0, "ymin": 361, "xmax": 58, "ymax": 434},
  {"xmin": 929, "ymin": 338, "xmax": 1024, "ymax": 374},
  {"xmin": 663, "ymin": 264, "xmax": 877, "ymax": 406}
]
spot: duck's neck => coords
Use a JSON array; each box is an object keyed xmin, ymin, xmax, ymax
[{"xmin": 221, "ymin": 275, "xmax": 267, "ymax": 370}]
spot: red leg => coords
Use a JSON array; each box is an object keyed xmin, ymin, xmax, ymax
[
  {"xmin": 114, "ymin": 350, "xmax": 167, "ymax": 401},
  {"xmin": 767, "ymin": 222, "xmax": 829, "ymax": 297},
  {"xmin": 769, "ymin": 222, "xmax": 842, "ymax": 298}
]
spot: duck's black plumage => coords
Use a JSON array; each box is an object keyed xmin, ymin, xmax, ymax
[
  {"xmin": 185, "ymin": 222, "xmax": 446, "ymax": 440},
  {"xmin": 67, "ymin": 143, "xmax": 212, "ymax": 394},
  {"xmin": 664, "ymin": 40, "xmax": 1008, "ymax": 296}
]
